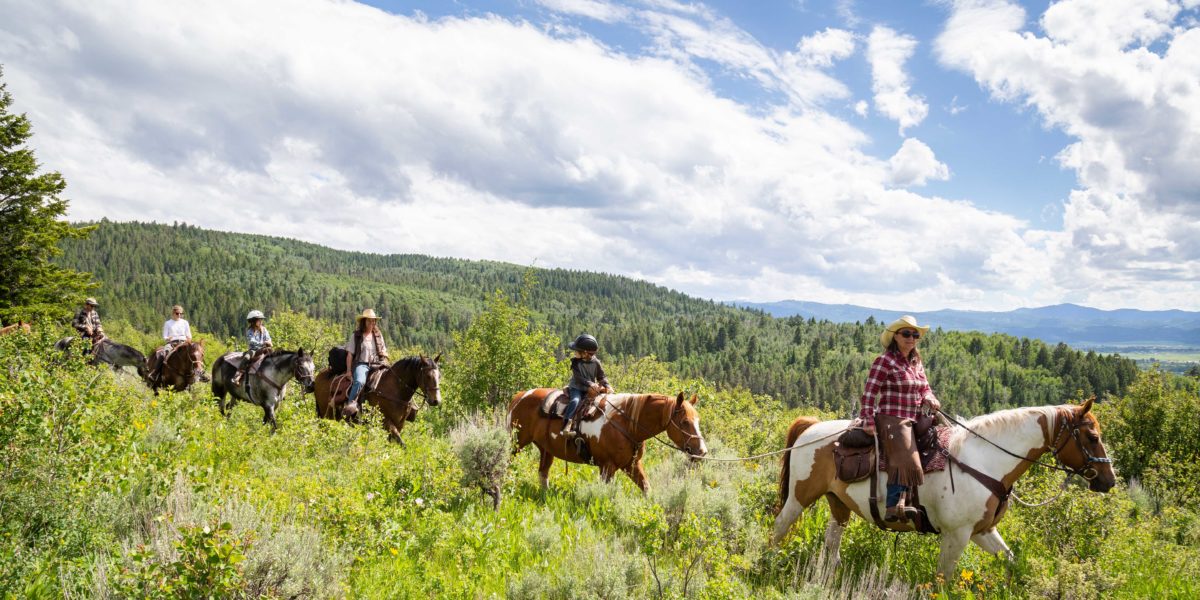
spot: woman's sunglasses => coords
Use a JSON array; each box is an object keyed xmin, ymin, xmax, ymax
[{"xmin": 898, "ymin": 330, "xmax": 921, "ymax": 339}]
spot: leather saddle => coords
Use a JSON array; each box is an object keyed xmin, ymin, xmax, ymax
[
  {"xmin": 539, "ymin": 388, "xmax": 606, "ymax": 421},
  {"xmin": 833, "ymin": 414, "xmax": 945, "ymax": 484}
]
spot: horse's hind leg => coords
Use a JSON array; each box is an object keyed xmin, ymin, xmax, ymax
[{"xmin": 771, "ymin": 493, "xmax": 805, "ymax": 547}]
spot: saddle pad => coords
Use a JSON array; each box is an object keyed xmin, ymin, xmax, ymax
[
  {"xmin": 538, "ymin": 390, "xmax": 606, "ymax": 421},
  {"xmin": 539, "ymin": 390, "xmax": 567, "ymax": 418},
  {"xmin": 879, "ymin": 425, "xmax": 953, "ymax": 473},
  {"xmin": 220, "ymin": 352, "xmax": 245, "ymax": 368}
]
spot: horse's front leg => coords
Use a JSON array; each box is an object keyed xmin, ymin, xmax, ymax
[
  {"xmin": 936, "ymin": 526, "xmax": 973, "ymax": 579},
  {"xmin": 624, "ymin": 460, "xmax": 649, "ymax": 494},
  {"xmin": 971, "ymin": 528, "xmax": 1013, "ymax": 561},
  {"xmin": 382, "ymin": 416, "xmax": 405, "ymax": 445},
  {"xmin": 821, "ymin": 493, "xmax": 852, "ymax": 569}
]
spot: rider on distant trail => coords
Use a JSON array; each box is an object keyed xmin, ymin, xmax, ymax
[
  {"xmin": 231, "ymin": 310, "xmax": 272, "ymax": 387},
  {"xmin": 71, "ymin": 297, "xmax": 104, "ymax": 354},
  {"xmin": 150, "ymin": 305, "xmax": 193, "ymax": 385},
  {"xmin": 561, "ymin": 333, "xmax": 613, "ymax": 435}
]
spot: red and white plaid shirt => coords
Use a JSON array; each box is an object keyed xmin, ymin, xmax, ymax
[{"xmin": 859, "ymin": 349, "xmax": 937, "ymax": 421}]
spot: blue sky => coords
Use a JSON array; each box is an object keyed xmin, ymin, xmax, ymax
[
  {"xmin": 1, "ymin": 0, "xmax": 1198, "ymax": 310},
  {"xmin": 374, "ymin": 0, "xmax": 1080, "ymax": 226}
]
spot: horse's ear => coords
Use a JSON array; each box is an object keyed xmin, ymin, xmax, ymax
[
  {"xmin": 675, "ymin": 392, "xmax": 685, "ymax": 412},
  {"xmin": 298, "ymin": 347, "xmax": 306, "ymax": 357},
  {"xmin": 689, "ymin": 393, "xmax": 699, "ymax": 407},
  {"xmin": 1078, "ymin": 396, "xmax": 1095, "ymax": 415},
  {"xmin": 433, "ymin": 352, "xmax": 442, "ymax": 364}
]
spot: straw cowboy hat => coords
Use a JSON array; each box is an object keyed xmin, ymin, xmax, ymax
[
  {"xmin": 356, "ymin": 308, "xmax": 381, "ymax": 322},
  {"xmin": 880, "ymin": 315, "xmax": 930, "ymax": 349},
  {"xmin": 84, "ymin": 297, "xmax": 99, "ymax": 306}
]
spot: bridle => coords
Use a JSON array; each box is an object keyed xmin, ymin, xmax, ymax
[
  {"xmin": 1043, "ymin": 408, "xmax": 1113, "ymax": 481},
  {"xmin": 604, "ymin": 395, "xmax": 706, "ymax": 457},
  {"xmin": 379, "ymin": 360, "xmax": 440, "ymax": 408},
  {"xmin": 254, "ymin": 352, "xmax": 315, "ymax": 394}
]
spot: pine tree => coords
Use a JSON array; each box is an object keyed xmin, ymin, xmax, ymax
[{"xmin": 0, "ymin": 67, "xmax": 95, "ymax": 322}]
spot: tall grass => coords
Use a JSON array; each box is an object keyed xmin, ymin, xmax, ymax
[{"xmin": 1, "ymin": 329, "xmax": 1197, "ymax": 598}]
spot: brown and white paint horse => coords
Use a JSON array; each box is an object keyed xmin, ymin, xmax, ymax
[
  {"xmin": 507, "ymin": 390, "xmax": 708, "ymax": 493},
  {"xmin": 772, "ymin": 399, "xmax": 1116, "ymax": 577}
]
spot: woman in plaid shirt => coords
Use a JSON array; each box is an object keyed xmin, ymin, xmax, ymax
[{"xmin": 859, "ymin": 315, "xmax": 942, "ymax": 522}]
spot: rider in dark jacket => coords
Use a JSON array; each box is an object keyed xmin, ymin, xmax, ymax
[{"xmin": 561, "ymin": 334, "xmax": 613, "ymax": 434}]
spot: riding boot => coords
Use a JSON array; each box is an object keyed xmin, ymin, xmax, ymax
[{"xmin": 231, "ymin": 369, "xmax": 243, "ymax": 386}]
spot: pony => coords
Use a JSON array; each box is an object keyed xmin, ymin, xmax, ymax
[
  {"xmin": 0, "ymin": 321, "xmax": 31, "ymax": 336},
  {"xmin": 211, "ymin": 349, "xmax": 316, "ymax": 431},
  {"xmin": 312, "ymin": 355, "xmax": 442, "ymax": 444},
  {"xmin": 771, "ymin": 399, "xmax": 1116, "ymax": 577},
  {"xmin": 146, "ymin": 341, "xmax": 206, "ymax": 394},
  {"xmin": 507, "ymin": 390, "xmax": 708, "ymax": 493},
  {"xmin": 54, "ymin": 335, "xmax": 149, "ymax": 378}
]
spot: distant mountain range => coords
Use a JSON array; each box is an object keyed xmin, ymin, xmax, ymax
[{"xmin": 735, "ymin": 300, "xmax": 1200, "ymax": 351}]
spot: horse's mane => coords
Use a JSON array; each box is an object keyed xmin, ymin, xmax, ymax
[{"xmin": 948, "ymin": 405, "xmax": 1059, "ymax": 454}]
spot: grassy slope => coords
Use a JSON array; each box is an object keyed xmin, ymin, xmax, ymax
[{"xmin": 2, "ymin": 330, "xmax": 1197, "ymax": 598}]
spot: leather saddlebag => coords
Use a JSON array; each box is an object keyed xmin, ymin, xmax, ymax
[{"xmin": 328, "ymin": 347, "xmax": 349, "ymax": 375}]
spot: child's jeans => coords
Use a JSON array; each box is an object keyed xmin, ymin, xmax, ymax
[{"xmin": 562, "ymin": 387, "xmax": 585, "ymax": 423}]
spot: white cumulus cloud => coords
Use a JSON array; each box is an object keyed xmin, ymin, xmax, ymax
[
  {"xmin": 887, "ymin": 138, "xmax": 950, "ymax": 187},
  {"xmin": 936, "ymin": 0, "xmax": 1200, "ymax": 309},
  {"xmin": 867, "ymin": 25, "xmax": 929, "ymax": 134}
]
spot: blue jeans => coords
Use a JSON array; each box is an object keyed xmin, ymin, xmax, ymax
[
  {"xmin": 886, "ymin": 484, "xmax": 907, "ymax": 507},
  {"xmin": 562, "ymin": 387, "xmax": 585, "ymax": 423},
  {"xmin": 347, "ymin": 362, "xmax": 370, "ymax": 404}
]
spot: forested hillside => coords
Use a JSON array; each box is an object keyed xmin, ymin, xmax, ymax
[{"xmin": 58, "ymin": 221, "xmax": 1142, "ymax": 416}]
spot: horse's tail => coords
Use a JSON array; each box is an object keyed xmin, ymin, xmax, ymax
[
  {"xmin": 778, "ymin": 416, "xmax": 822, "ymax": 513},
  {"xmin": 506, "ymin": 390, "xmax": 528, "ymax": 432}
]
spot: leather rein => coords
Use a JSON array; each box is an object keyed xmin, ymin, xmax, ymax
[
  {"xmin": 252, "ymin": 352, "xmax": 314, "ymax": 394},
  {"xmin": 366, "ymin": 362, "xmax": 439, "ymax": 408},
  {"xmin": 602, "ymin": 395, "xmax": 704, "ymax": 457},
  {"xmin": 937, "ymin": 408, "xmax": 1113, "ymax": 482}
]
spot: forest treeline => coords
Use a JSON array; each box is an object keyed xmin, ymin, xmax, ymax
[{"xmin": 57, "ymin": 220, "xmax": 1144, "ymax": 416}]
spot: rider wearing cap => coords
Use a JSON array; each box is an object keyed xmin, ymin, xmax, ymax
[
  {"xmin": 231, "ymin": 310, "xmax": 272, "ymax": 387},
  {"xmin": 561, "ymin": 333, "xmax": 613, "ymax": 434},
  {"xmin": 71, "ymin": 298, "xmax": 104, "ymax": 353}
]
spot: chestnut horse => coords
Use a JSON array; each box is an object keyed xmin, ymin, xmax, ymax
[
  {"xmin": 146, "ymin": 341, "xmax": 206, "ymax": 394},
  {"xmin": 312, "ymin": 355, "xmax": 442, "ymax": 443},
  {"xmin": 772, "ymin": 399, "xmax": 1116, "ymax": 577},
  {"xmin": 507, "ymin": 390, "xmax": 708, "ymax": 493},
  {"xmin": 0, "ymin": 321, "xmax": 31, "ymax": 336}
]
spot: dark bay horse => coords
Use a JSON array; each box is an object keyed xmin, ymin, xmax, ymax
[
  {"xmin": 313, "ymin": 355, "xmax": 442, "ymax": 443},
  {"xmin": 54, "ymin": 335, "xmax": 148, "ymax": 378},
  {"xmin": 147, "ymin": 341, "xmax": 206, "ymax": 394},
  {"xmin": 507, "ymin": 390, "xmax": 708, "ymax": 493},
  {"xmin": 772, "ymin": 399, "xmax": 1116, "ymax": 577},
  {"xmin": 211, "ymin": 349, "xmax": 316, "ymax": 431}
]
